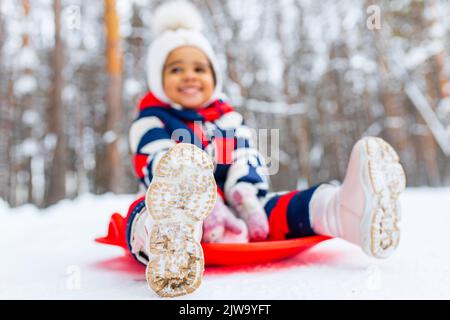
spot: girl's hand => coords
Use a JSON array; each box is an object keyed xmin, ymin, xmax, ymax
[
  {"xmin": 228, "ymin": 183, "xmax": 269, "ymax": 241},
  {"xmin": 202, "ymin": 197, "xmax": 248, "ymax": 243}
]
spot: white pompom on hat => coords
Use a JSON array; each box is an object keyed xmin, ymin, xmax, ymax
[{"xmin": 146, "ymin": 1, "xmax": 223, "ymax": 108}]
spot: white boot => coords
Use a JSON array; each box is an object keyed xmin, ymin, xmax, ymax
[
  {"xmin": 129, "ymin": 143, "xmax": 217, "ymax": 297},
  {"xmin": 309, "ymin": 137, "xmax": 406, "ymax": 259}
]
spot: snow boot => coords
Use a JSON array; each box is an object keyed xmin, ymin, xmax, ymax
[
  {"xmin": 309, "ymin": 137, "xmax": 406, "ymax": 258},
  {"xmin": 130, "ymin": 143, "xmax": 217, "ymax": 297}
]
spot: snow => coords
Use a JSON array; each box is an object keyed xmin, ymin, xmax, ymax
[
  {"xmin": 14, "ymin": 47, "xmax": 40, "ymax": 71},
  {"xmin": 256, "ymin": 40, "xmax": 284, "ymax": 86},
  {"xmin": 350, "ymin": 54, "xmax": 376, "ymax": 74},
  {"xmin": 14, "ymin": 74, "xmax": 38, "ymax": 96},
  {"xmin": 1, "ymin": 189, "xmax": 450, "ymax": 300},
  {"xmin": 405, "ymin": 82, "xmax": 450, "ymax": 156},
  {"xmin": 404, "ymin": 42, "xmax": 443, "ymax": 70},
  {"xmin": 43, "ymin": 133, "xmax": 57, "ymax": 150},
  {"xmin": 18, "ymin": 138, "xmax": 39, "ymax": 157},
  {"xmin": 22, "ymin": 110, "xmax": 41, "ymax": 126},
  {"xmin": 103, "ymin": 131, "xmax": 118, "ymax": 144},
  {"xmin": 124, "ymin": 78, "xmax": 143, "ymax": 97},
  {"xmin": 437, "ymin": 97, "xmax": 450, "ymax": 118}
]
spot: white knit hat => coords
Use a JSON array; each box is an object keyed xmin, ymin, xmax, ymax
[{"xmin": 146, "ymin": 1, "xmax": 224, "ymax": 108}]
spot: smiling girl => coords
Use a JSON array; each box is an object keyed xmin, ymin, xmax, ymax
[{"xmin": 118, "ymin": 1, "xmax": 406, "ymax": 298}]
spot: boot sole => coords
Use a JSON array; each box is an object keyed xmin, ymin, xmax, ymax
[
  {"xmin": 145, "ymin": 143, "xmax": 216, "ymax": 297},
  {"xmin": 361, "ymin": 137, "xmax": 406, "ymax": 259}
]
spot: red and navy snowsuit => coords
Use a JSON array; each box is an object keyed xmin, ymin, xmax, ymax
[{"xmin": 125, "ymin": 92, "xmax": 320, "ymax": 254}]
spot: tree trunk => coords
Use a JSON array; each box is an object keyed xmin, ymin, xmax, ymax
[
  {"xmin": 102, "ymin": 0, "xmax": 123, "ymax": 193},
  {"xmin": 0, "ymin": 1, "xmax": 6, "ymax": 202},
  {"xmin": 45, "ymin": 0, "xmax": 66, "ymax": 206},
  {"xmin": 418, "ymin": 59, "xmax": 443, "ymax": 186},
  {"xmin": 22, "ymin": 0, "xmax": 34, "ymax": 203}
]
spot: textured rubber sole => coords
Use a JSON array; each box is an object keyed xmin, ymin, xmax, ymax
[
  {"xmin": 361, "ymin": 137, "xmax": 406, "ymax": 259},
  {"xmin": 145, "ymin": 143, "xmax": 216, "ymax": 297}
]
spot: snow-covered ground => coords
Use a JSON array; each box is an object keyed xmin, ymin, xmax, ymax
[{"xmin": 1, "ymin": 188, "xmax": 449, "ymax": 300}]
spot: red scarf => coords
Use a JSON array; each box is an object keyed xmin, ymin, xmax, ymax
[{"xmin": 138, "ymin": 91, "xmax": 234, "ymax": 122}]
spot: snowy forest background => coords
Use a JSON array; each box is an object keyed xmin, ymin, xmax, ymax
[{"xmin": 1, "ymin": 0, "xmax": 449, "ymax": 209}]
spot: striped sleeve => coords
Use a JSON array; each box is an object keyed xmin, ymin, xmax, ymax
[
  {"xmin": 129, "ymin": 115, "xmax": 176, "ymax": 187},
  {"xmin": 220, "ymin": 113, "xmax": 270, "ymax": 201}
]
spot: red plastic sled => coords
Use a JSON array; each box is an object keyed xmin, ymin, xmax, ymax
[{"xmin": 95, "ymin": 213, "xmax": 330, "ymax": 266}]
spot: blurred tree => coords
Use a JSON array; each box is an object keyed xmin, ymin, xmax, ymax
[
  {"xmin": 45, "ymin": 0, "xmax": 66, "ymax": 206},
  {"xmin": 0, "ymin": 0, "xmax": 449, "ymax": 207},
  {"xmin": 0, "ymin": 0, "xmax": 7, "ymax": 203},
  {"xmin": 96, "ymin": 0, "xmax": 124, "ymax": 193},
  {"xmin": 19, "ymin": 0, "xmax": 34, "ymax": 203}
]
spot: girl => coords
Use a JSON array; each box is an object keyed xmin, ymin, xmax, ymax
[{"xmin": 124, "ymin": 1, "xmax": 406, "ymax": 298}]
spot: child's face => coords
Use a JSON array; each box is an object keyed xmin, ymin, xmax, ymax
[{"xmin": 163, "ymin": 46, "xmax": 215, "ymax": 109}]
